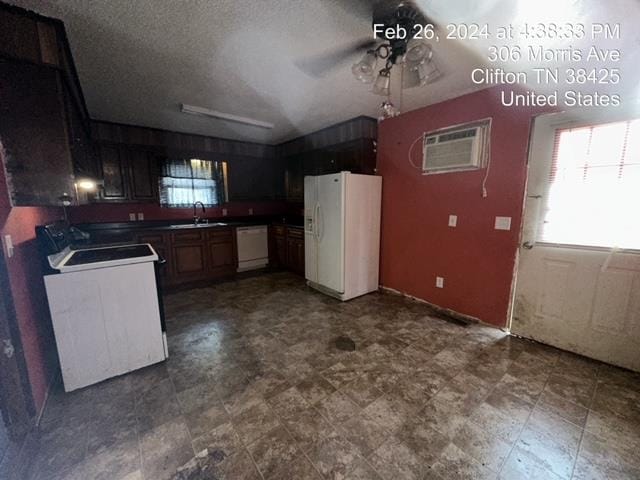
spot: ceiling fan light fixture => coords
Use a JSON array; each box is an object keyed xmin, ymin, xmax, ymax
[
  {"xmin": 372, "ymin": 69, "xmax": 391, "ymax": 96},
  {"xmin": 405, "ymin": 39, "xmax": 431, "ymax": 65},
  {"xmin": 415, "ymin": 60, "xmax": 442, "ymax": 85},
  {"xmin": 351, "ymin": 51, "xmax": 377, "ymax": 83}
]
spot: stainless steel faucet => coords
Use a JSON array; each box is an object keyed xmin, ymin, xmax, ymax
[{"xmin": 193, "ymin": 201, "xmax": 205, "ymax": 224}]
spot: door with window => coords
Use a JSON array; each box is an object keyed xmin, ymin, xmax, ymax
[{"xmin": 512, "ymin": 113, "xmax": 640, "ymax": 372}]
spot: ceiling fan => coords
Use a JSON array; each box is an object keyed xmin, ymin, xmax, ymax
[{"xmin": 296, "ymin": 1, "xmax": 442, "ymax": 96}]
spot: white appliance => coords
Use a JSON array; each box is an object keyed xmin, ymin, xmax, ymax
[
  {"xmin": 41, "ymin": 236, "xmax": 167, "ymax": 392},
  {"xmin": 236, "ymin": 225, "xmax": 269, "ymax": 272},
  {"xmin": 422, "ymin": 125, "xmax": 482, "ymax": 174},
  {"xmin": 304, "ymin": 172, "xmax": 382, "ymax": 301}
]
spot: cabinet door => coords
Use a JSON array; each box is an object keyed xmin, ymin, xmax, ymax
[
  {"xmin": 285, "ymin": 157, "xmax": 304, "ymax": 202},
  {"xmin": 227, "ymin": 157, "xmax": 277, "ymax": 201},
  {"xmin": 97, "ymin": 144, "xmax": 128, "ymax": 201},
  {"xmin": 172, "ymin": 244, "xmax": 207, "ymax": 280},
  {"xmin": 136, "ymin": 233, "xmax": 171, "ymax": 281},
  {"xmin": 209, "ymin": 242, "xmax": 234, "ymax": 269},
  {"xmin": 128, "ymin": 148, "xmax": 158, "ymax": 202},
  {"xmin": 63, "ymin": 82, "xmax": 96, "ymax": 180},
  {"xmin": 275, "ymin": 235, "xmax": 287, "ymax": 267},
  {"xmin": 291, "ymin": 237, "xmax": 305, "ymax": 275}
]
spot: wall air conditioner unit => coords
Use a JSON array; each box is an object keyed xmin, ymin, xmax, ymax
[{"xmin": 422, "ymin": 125, "xmax": 483, "ymax": 174}]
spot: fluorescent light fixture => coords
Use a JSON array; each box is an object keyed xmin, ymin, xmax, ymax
[{"xmin": 181, "ymin": 104, "xmax": 274, "ymax": 129}]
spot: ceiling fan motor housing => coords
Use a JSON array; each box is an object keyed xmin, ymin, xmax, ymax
[{"xmin": 372, "ymin": 1, "xmax": 426, "ymax": 64}]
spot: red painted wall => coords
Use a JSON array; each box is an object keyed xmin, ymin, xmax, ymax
[
  {"xmin": 0, "ymin": 148, "xmax": 61, "ymax": 415},
  {"xmin": 377, "ymin": 87, "xmax": 549, "ymax": 327},
  {"xmin": 68, "ymin": 200, "xmax": 288, "ymax": 224}
]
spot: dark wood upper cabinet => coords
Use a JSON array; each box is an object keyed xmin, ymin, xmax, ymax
[
  {"xmin": 93, "ymin": 144, "xmax": 158, "ymax": 203},
  {"xmin": 226, "ymin": 156, "xmax": 284, "ymax": 202},
  {"xmin": 283, "ymin": 137, "xmax": 376, "ymax": 203},
  {"xmin": 0, "ymin": 61, "xmax": 76, "ymax": 206},
  {"xmin": 0, "ymin": 4, "xmax": 93, "ymax": 207},
  {"xmin": 127, "ymin": 148, "xmax": 158, "ymax": 202},
  {"xmin": 96, "ymin": 144, "xmax": 128, "ymax": 201},
  {"xmin": 63, "ymin": 83, "xmax": 97, "ymax": 180}
]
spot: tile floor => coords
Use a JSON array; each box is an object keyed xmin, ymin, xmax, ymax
[{"xmin": 8, "ymin": 272, "xmax": 640, "ymax": 479}]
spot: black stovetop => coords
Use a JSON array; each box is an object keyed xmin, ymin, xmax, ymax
[{"xmin": 65, "ymin": 244, "xmax": 154, "ymax": 266}]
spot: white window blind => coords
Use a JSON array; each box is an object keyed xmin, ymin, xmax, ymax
[
  {"xmin": 539, "ymin": 119, "xmax": 640, "ymax": 249},
  {"xmin": 159, "ymin": 158, "xmax": 225, "ymax": 207}
]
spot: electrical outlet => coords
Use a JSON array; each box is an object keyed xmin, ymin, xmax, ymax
[
  {"xmin": 448, "ymin": 215, "xmax": 457, "ymax": 227},
  {"xmin": 3, "ymin": 235, "xmax": 14, "ymax": 258},
  {"xmin": 137, "ymin": 212, "xmax": 144, "ymax": 221},
  {"xmin": 222, "ymin": 208, "xmax": 228, "ymax": 216},
  {"xmin": 494, "ymin": 216, "xmax": 512, "ymax": 231},
  {"xmin": 436, "ymin": 276, "xmax": 444, "ymax": 288},
  {"xmin": 248, "ymin": 208, "xmax": 254, "ymax": 215},
  {"xmin": 129, "ymin": 213, "xmax": 136, "ymax": 221}
]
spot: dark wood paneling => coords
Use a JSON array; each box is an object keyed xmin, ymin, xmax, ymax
[
  {"xmin": 0, "ymin": 9, "xmax": 40, "ymax": 63},
  {"xmin": 91, "ymin": 120, "xmax": 277, "ymax": 160},
  {"xmin": 277, "ymin": 116, "xmax": 377, "ymax": 157}
]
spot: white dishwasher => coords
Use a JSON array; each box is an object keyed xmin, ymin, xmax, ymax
[{"xmin": 236, "ymin": 225, "xmax": 269, "ymax": 272}]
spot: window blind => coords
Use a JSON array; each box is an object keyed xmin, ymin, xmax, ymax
[
  {"xmin": 539, "ymin": 119, "xmax": 640, "ymax": 249},
  {"xmin": 158, "ymin": 158, "xmax": 225, "ymax": 207}
]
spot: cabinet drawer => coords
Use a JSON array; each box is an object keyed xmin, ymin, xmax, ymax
[
  {"xmin": 172, "ymin": 230, "xmax": 204, "ymax": 244},
  {"xmin": 286, "ymin": 227, "xmax": 304, "ymax": 239},
  {"xmin": 207, "ymin": 228, "xmax": 232, "ymax": 243},
  {"xmin": 273, "ymin": 225, "xmax": 286, "ymax": 237},
  {"xmin": 137, "ymin": 233, "xmax": 165, "ymax": 245}
]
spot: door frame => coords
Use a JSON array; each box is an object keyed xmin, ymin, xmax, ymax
[{"xmin": 0, "ymin": 248, "xmax": 34, "ymax": 440}]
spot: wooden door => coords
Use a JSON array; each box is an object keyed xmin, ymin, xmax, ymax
[
  {"xmin": 512, "ymin": 112, "xmax": 640, "ymax": 372},
  {"xmin": 97, "ymin": 143, "xmax": 128, "ymax": 201},
  {"xmin": 128, "ymin": 148, "xmax": 158, "ymax": 202}
]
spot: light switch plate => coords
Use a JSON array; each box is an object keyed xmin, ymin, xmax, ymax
[
  {"xmin": 222, "ymin": 208, "xmax": 228, "ymax": 216},
  {"xmin": 248, "ymin": 208, "xmax": 254, "ymax": 215},
  {"xmin": 129, "ymin": 213, "xmax": 136, "ymax": 221},
  {"xmin": 3, "ymin": 235, "xmax": 14, "ymax": 258},
  {"xmin": 448, "ymin": 215, "xmax": 457, "ymax": 227},
  {"xmin": 137, "ymin": 212, "xmax": 144, "ymax": 221},
  {"xmin": 436, "ymin": 276, "xmax": 444, "ymax": 288},
  {"xmin": 494, "ymin": 216, "xmax": 512, "ymax": 231}
]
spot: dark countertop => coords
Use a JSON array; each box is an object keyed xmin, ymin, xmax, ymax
[{"xmin": 74, "ymin": 216, "xmax": 304, "ymax": 240}]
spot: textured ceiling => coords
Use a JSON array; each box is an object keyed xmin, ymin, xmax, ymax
[{"xmin": 7, "ymin": 0, "xmax": 640, "ymax": 143}]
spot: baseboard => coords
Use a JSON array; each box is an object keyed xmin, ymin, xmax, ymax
[{"xmin": 379, "ymin": 285, "xmax": 502, "ymax": 329}]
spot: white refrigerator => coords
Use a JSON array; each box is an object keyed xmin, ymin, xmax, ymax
[{"xmin": 304, "ymin": 172, "xmax": 382, "ymax": 301}]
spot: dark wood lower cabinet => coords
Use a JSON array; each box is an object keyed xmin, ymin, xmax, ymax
[
  {"xmin": 136, "ymin": 226, "xmax": 236, "ymax": 289},
  {"xmin": 272, "ymin": 225, "xmax": 305, "ymax": 276},
  {"xmin": 173, "ymin": 244, "xmax": 207, "ymax": 280}
]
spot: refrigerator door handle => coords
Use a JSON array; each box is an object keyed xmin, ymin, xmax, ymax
[
  {"xmin": 315, "ymin": 203, "xmax": 320, "ymax": 240},
  {"xmin": 316, "ymin": 203, "xmax": 323, "ymax": 240}
]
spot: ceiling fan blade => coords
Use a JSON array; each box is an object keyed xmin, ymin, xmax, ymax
[{"xmin": 295, "ymin": 38, "xmax": 378, "ymax": 78}]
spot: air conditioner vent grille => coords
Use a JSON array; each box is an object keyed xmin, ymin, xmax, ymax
[{"xmin": 422, "ymin": 121, "xmax": 490, "ymax": 175}]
